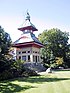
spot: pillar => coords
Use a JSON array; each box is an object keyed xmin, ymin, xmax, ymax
[{"xmin": 30, "ymin": 54, "xmax": 33, "ymax": 62}]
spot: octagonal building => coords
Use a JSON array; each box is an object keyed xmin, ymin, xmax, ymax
[{"xmin": 13, "ymin": 12, "xmax": 43, "ymax": 63}]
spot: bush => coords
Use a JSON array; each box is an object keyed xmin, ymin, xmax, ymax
[
  {"xmin": 0, "ymin": 70, "xmax": 13, "ymax": 80},
  {"xmin": 0, "ymin": 59, "xmax": 22, "ymax": 80},
  {"xmin": 21, "ymin": 67, "xmax": 39, "ymax": 77},
  {"xmin": 0, "ymin": 59, "xmax": 39, "ymax": 80}
]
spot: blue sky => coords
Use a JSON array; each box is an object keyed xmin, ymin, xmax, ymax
[{"xmin": 0, "ymin": 0, "xmax": 70, "ymax": 42}]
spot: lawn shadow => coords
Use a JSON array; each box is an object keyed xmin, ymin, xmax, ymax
[
  {"xmin": 17, "ymin": 76, "xmax": 70, "ymax": 84},
  {"xmin": 0, "ymin": 82, "xmax": 35, "ymax": 93},
  {"xmin": 0, "ymin": 75, "xmax": 70, "ymax": 93}
]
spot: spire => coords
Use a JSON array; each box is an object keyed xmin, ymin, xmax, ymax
[
  {"xmin": 18, "ymin": 11, "xmax": 38, "ymax": 32},
  {"xmin": 25, "ymin": 11, "xmax": 30, "ymax": 21}
]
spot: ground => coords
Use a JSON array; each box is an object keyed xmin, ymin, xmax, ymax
[{"xmin": 0, "ymin": 70, "xmax": 70, "ymax": 93}]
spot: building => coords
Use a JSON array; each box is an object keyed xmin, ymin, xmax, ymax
[{"xmin": 13, "ymin": 12, "xmax": 43, "ymax": 63}]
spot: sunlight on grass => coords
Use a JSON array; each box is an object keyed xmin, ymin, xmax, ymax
[{"xmin": 0, "ymin": 70, "xmax": 70, "ymax": 93}]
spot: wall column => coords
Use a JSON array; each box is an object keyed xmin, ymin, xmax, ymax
[{"xmin": 30, "ymin": 54, "xmax": 33, "ymax": 62}]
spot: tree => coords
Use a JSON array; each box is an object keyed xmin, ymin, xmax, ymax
[
  {"xmin": 0, "ymin": 26, "xmax": 12, "ymax": 73},
  {"xmin": 0, "ymin": 26, "xmax": 12, "ymax": 59},
  {"xmin": 38, "ymin": 28, "xmax": 70, "ymax": 68}
]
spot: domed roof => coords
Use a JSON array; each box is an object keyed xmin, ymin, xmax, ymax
[
  {"xmin": 14, "ymin": 32, "xmax": 43, "ymax": 45},
  {"xmin": 18, "ymin": 12, "xmax": 38, "ymax": 31},
  {"xmin": 13, "ymin": 12, "xmax": 43, "ymax": 48}
]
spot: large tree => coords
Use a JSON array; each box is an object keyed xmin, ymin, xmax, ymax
[
  {"xmin": 38, "ymin": 28, "xmax": 70, "ymax": 68},
  {"xmin": 0, "ymin": 26, "xmax": 12, "ymax": 72},
  {"xmin": 0, "ymin": 26, "xmax": 12, "ymax": 59}
]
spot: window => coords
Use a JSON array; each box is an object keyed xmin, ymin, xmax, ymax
[
  {"xmin": 19, "ymin": 51, "xmax": 21, "ymax": 54},
  {"xmin": 33, "ymin": 56, "xmax": 35, "ymax": 62},
  {"xmin": 28, "ymin": 51, "xmax": 30, "ymax": 53},
  {"xmin": 33, "ymin": 55, "xmax": 35, "ymax": 62},
  {"xmin": 33, "ymin": 51, "xmax": 34, "ymax": 53},
  {"xmin": 22, "ymin": 56, "xmax": 26, "ymax": 61},
  {"xmin": 35, "ymin": 51, "xmax": 37, "ymax": 53},
  {"xmin": 22, "ymin": 51, "xmax": 26, "ymax": 53},
  {"xmin": 33, "ymin": 55, "xmax": 37, "ymax": 62},
  {"xmin": 36, "ymin": 56, "xmax": 37, "ymax": 62},
  {"xmin": 38, "ymin": 56, "xmax": 39, "ymax": 62},
  {"xmin": 28, "ymin": 55, "xmax": 30, "ymax": 61}
]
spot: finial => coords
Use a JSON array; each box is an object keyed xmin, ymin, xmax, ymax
[{"xmin": 26, "ymin": 10, "xmax": 30, "ymax": 21}]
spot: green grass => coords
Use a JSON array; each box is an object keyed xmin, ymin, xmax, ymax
[{"xmin": 0, "ymin": 70, "xmax": 70, "ymax": 93}]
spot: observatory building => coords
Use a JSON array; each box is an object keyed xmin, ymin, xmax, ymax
[{"xmin": 13, "ymin": 12, "xmax": 43, "ymax": 63}]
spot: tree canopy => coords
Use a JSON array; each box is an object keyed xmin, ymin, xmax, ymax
[
  {"xmin": 0, "ymin": 26, "xmax": 12, "ymax": 73},
  {"xmin": 38, "ymin": 28, "xmax": 70, "ymax": 68},
  {"xmin": 0, "ymin": 26, "xmax": 12, "ymax": 59}
]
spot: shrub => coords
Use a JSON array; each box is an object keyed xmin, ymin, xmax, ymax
[
  {"xmin": 21, "ymin": 67, "xmax": 39, "ymax": 77},
  {"xmin": 0, "ymin": 70, "xmax": 13, "ymax": 80}
]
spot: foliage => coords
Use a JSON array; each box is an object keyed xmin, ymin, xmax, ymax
[
  {"xmin": 0, "ymin": 70, "xmax": 13, "ymax": 80},
  {"xmin": 38, "ymin": 28, "xmax": 70, "ymax": 68},
  {"xmin": 0, "ymin": 59, "xmax": 38, "ymax": 80},
  {"xmin": 56, "ymin": 57, "xmax": 63, "ymax": 65},
  {"xmin": 0, "ymin": 26, "xmax": 12, "ymax": 59},
  {"xmin": 21, "ymin": 67, "xmax": 39, "ymax": 77},
  {"xmin": 0, "ymin": 26, "xmax": 15, "ymax": 80}
]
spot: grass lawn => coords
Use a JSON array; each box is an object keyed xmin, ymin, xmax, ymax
[{"xmin": 0, "ymin": 70, "xmax": 70, "ymax": 93}]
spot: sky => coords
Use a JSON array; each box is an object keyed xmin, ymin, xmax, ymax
[{"xmin": 0, "ymin": 0, "xmax": 70, "ymax": 42}]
